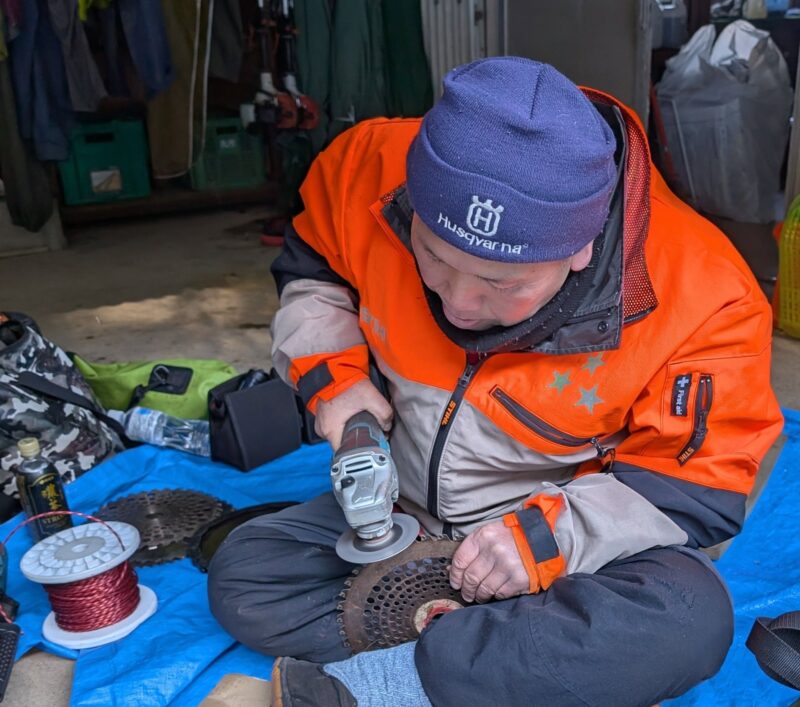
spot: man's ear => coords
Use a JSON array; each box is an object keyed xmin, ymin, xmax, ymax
[{"xmin": 569, "ymin": 240, "xmax": 594, "ymax": 272}]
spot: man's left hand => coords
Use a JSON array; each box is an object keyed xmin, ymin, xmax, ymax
[{"xmin": 449, "ymin": 520, "xmax": 530, "ymax": 603}]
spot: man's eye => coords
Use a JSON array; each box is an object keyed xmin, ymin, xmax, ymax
[
  {"xmin": 427, "ymin": 250, "xmax": 442, "ymax": 263},
  {"xmin": 482, "ymin": 278, "xmax": 515, "ymax": 291}
]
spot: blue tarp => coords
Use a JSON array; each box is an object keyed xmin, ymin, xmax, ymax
[
  {"xmin": 6, "ymin": 409, "xmax": 800, "ymax": 705},
  {"xmin": 667, "ymin": 408, "xmax": 800, "ymax": 706},
  {"xmin": 7, "ymin": 442, "xmax": 333, "ymax": 706}
]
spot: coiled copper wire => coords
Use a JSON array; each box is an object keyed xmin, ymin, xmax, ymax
[{"xmin": 44, "ymin": 561, "xmax": 141, "ymax": 632}]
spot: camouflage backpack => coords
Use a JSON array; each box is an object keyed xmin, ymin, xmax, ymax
[{"xmin": 0, "ymin": 313, "xmax": 126, "ymax": 521}]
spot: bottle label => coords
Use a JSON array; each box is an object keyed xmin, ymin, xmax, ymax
[{"xmin": 22, "ymin": 474, "xmax": 72, "ymax": 541}]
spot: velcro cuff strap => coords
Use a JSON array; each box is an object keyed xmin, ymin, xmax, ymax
[
  {"xmin": 503, "ymin": 494, "xmax": 566, "ymax": 593},
  {"xmin": 503, "ymin": 514, "xmax": 541, "ymax": 594},
  {"xmin": 297, "ymin": 362, "xmax": 334, "ymax": 407}
]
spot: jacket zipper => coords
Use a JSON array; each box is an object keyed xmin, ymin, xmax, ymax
[
  {"xmin": 427, "ymin": 352, "xmax": 487, "ymax": 518},
  {"xmin": 491, "ymin": 387, "xmax": 614, "ymax": 463},
  {"xmin": 678, "ymin": 374, "xmax": 713, "ymax": 465}
]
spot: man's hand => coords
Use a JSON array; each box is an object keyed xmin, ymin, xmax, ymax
[
  {"xmin": 314, "ymin": 378, "xmax": 393, "ymax": 450},
  {"xmin": 449, "ymin": 520, "xmax": 530, "ymax": 603}
]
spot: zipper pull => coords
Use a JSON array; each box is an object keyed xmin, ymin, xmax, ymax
[
  {"xmin": 591, "ymin": 437, "xmax": 616, "ymax": 472},
  {"xmin": 459, "ymin": 352, "xmax": 487, "ymax": 386},
  {"xmin": 677, "ymin": 374, "xmax": 713, "ymax": 466}
]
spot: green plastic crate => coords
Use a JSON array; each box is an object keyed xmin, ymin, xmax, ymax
[
  {"xmin": 58, "ymin": 120, "xmax": 151, "ymax": 205},
  {"xmin": 190, "ymin": 118, "xmax": 267, "ymax": 191}
]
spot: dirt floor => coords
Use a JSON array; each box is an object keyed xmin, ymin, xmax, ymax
[{"xmin": 1, "ymin": 206, "xmax": 799, "ymax": 705}]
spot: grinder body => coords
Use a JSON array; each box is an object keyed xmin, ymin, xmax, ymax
[{"xmin": 332, "ymin": 411, "xmax": 419, "ymax": 563}]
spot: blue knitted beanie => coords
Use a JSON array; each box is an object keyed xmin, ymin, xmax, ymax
[{"xmin": 406, "ymin": 57, "xmax": 617, "ymax": 263}]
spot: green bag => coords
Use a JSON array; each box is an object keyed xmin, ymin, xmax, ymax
[{"xmin": 72, "ymin": 356, "xmax": 239, "ymax": 420}]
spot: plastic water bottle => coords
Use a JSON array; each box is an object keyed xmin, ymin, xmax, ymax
[{"xmin": 109, "ymin": 407, "xmax": 211, "ymax": 457}]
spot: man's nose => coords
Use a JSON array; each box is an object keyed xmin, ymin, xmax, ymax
[{"xmin": 444, "ymin": 274, "xmax": 481, "ymax": 313}]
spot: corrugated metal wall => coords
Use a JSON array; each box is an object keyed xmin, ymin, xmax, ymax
[{"xmin": 420, "ymin": 0, "xmax": 489, "ymax": 98}]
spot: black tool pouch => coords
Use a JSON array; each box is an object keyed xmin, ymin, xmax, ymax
[{"xmin": 208, "ymin": 370, "xmax": 306, "ymax": 471}]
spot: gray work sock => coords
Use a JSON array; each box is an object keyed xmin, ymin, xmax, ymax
[{"xmin": 324, "ymin": 641, "xmax": 433, "ymax": 707}]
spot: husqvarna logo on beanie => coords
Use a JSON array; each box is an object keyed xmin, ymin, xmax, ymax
[{"xmin": 466, "ymin": 196, "xmax": 504, "ymax": 237}]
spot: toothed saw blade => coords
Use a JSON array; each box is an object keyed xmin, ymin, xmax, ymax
[
  {"xmin": 93, "ymin": 489, "xmax": 233, "ymax": 566},
  {"xmin": 337, "ymin": 538, "xmax": 467, "ymax": 653}
]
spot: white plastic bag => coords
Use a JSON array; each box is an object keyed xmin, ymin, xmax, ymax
[{"xmin": 656, "ymin": 20, "xmax": 793, "ymax": 223}]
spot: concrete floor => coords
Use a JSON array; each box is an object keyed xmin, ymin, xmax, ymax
[{"xmin": 1, "ymin": 208, "xmax": 799, "ymax": 705}]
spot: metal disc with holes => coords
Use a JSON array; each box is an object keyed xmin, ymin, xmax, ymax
[
  {"xmin": 338, "ymin": 539, "xmax": 465, "ymax": 653},
  {"xmin": 93, "ymin": 489, "xmax": 232, "ymax": 566}
]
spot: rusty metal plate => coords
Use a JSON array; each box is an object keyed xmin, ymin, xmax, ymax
[{"xmin": 338, "ymin": 539, "xmax": 466, "ymax": 653}]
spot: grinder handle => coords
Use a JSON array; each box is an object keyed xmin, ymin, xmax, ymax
[{"xmin": 335, "ymin": 411, "xmax": 390, "ymax": 457}]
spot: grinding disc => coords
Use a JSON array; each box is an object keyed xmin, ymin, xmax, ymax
[
  {"xmin": 335, "ymin": 513, "xmax": 420, "ymax": 564},
  {"xmin": 93, "ymin": 489, "xmax": 232, "ymax": 566},
  {"xmin": 338, "ymin": 538, "xmax": 466, "ymax": 653}
]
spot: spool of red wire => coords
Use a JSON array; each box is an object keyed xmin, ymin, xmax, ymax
[{"xmin": 19, "ymin": 520, "xmax": 157, "ymax": 649}]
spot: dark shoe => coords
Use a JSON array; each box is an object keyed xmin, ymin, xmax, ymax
[{"xmin": 272, "ymin": 656, "xmax": 358, "ymax": 707}]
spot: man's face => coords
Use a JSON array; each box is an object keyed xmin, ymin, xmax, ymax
[{"xmin": 410, "ymin": 214, "xmax": 593, "ymax": 331}]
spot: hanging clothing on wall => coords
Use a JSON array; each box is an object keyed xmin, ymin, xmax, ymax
[
  {"xmin": 0, "ymin": 43, "xmax": 54, "ymax": 232},
  {"xmin": 146, "ymin": 0, "xmax": 213, "ymax": 178},
  {"xmin": 294, "ymin": 0, "xmax": 331, "ymax": 155},
  {"xmin": 0, "ymin": 10, "xmax": 7, "ymax": 60},
  {"xmin": 118, "ymin": 0, "xmax": 173, "ymax": 96},
  {"xmin": 208, "ymin": 0, "xmax": 243, "ymax": 83},
  {"xmin": 78, "ymin": 0, "xmax": 109, "ymax": 22},
  {"xmin": 98, "ymin": 0, "xmax": 173, "ymax": 98},
  {"xmin": 9, "ymin": 0, "xmax": 73, "ymax": 161},
  {"xmin": 381, "ymin": 0, "xmax": 432, "ymax": 118},
  {"xmin": 0, "ymin": 0, "xmax": 21, "ymax": 37},
  {"xmin": 47, "ymin": 0, "xmax": 107, "ymax": 112},
  {"xmin": 328, "ymin": 0, "xmax": 388, "ymax": 140}
]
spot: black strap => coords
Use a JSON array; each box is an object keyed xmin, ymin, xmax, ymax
[
  {"xmin": 127, "ymin": 364, "xmax": 194, "ymax": 410},
  {"xmin": 14, "ymin": 372, "xmax": 134, "ymax": 447},
  {"xmin": 746, "ymin": 611, "xmax": 800, "ymax": 689}
]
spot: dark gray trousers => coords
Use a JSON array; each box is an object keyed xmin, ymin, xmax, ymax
[{"xmin": 207, "ymin": 492, "xmax": 734, "ymax": 707}]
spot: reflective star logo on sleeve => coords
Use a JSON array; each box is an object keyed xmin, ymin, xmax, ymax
[
  {"xmin": 582, "ymin": 353, "xmax": 605, "ymax": 375},
  {"xmin": 547, "ymin": 371, "xmax": 571, "ymax": 393},
  {"xmin": 575, "ymin": 385, "xmax": 604, "ymax": 414}
]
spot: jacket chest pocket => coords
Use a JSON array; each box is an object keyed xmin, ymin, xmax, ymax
[{"xmin": 490, "ymin": 386, "xmax": 616, "ymax": 463}]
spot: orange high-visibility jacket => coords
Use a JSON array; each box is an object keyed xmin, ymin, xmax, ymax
[{"xmin": 271, "ymin": 91, "xmax": 783, "ymax": 583}]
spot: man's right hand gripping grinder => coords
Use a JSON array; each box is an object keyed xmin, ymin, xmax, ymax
[{"xmin": 331, "ymin": 411, "xmax": 420, "ymax": 564}]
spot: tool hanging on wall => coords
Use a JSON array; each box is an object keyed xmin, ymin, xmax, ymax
[
  {"xmin": 239, "ymin": 0, "xmax": 321, "ymax": 246},
  {"xmin": 270, "ymin": 0, "xmax": 319, "ymax": 131},
  {"xmin": 240, "ymin": 0, "xmax": 319, "ymax": 133}
]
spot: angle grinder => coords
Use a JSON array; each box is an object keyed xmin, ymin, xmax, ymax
[{"xmin": 332, "ymin": 411, "xmax": 420, "ymax": 563}]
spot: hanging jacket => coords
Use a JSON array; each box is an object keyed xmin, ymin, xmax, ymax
[
  {"xmin": 270, "ymin": 91, "xmax": 783, "ymax": 583},
  {"xmin": 9, "ymin": 0, "xmax": 72, "ymax": 161},
  {"xmin": 46, "ymin": 0, "xmax": 107, "ymax": 112}
]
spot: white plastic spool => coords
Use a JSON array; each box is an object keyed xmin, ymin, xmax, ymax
[{"xmin": 20, "ymin": 521, "xmax": 157, "ymax": 649}]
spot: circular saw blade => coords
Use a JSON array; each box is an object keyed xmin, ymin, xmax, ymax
[
  {"xmin": 338, "ymin": 538, "xmax": 466, "ymax": 653},
  {"xmin": 93, "ymin": 489, "xmax": 232, "ymax": 566}
]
